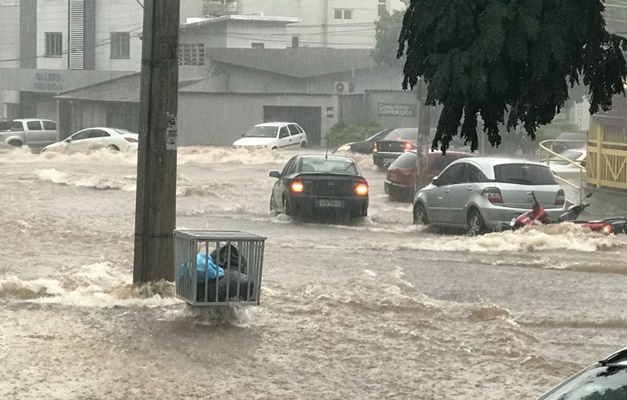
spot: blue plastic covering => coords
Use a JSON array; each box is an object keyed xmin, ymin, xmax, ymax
[{"xmin": 178, "ymin": 253, "xmax": 224, "ymax": 284}]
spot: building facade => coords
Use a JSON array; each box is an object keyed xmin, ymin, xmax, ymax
[
  {"xmin": 238, "ymin": 0, "xmax": 406, "ymax": 49},
  {"xmin": 0, "ymin": 0, "xmax": 203, "ymax": 122}
]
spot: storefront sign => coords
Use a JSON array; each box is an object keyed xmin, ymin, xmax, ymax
[
  {"xmin": 33, "ymin": 72, "xmax": 64, "ymax": 92},
  {"xmin": 378, "ymin": 103, "xmax": 417, "ymax": 117}
]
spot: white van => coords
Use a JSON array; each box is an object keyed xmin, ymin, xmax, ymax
[{"xmin": 232, "ymin": 122, "xmax": 308, "ymax": 150}]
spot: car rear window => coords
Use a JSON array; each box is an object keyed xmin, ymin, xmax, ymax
[
  {"xmin": 383, "ymin": 128, "xmax": 417, "ymax": 141},
  {"xmin": 494, "ymin": 164, "xmax": 557, "ymax": 185},
  {"xmin": 300, "ymin": 158, "xmax": 359, "ymax": 175},
  {"xmin": 391, "ymin": 152, "xmax": 416, "ymax": 168}
]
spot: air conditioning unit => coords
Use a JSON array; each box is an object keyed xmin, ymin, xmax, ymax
[{"xmin": 334, "ymin": 81, "xmax": 352, "ymax": 95}]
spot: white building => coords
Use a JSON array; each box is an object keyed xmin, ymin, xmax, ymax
[
  {"xmin": 237, "ymin": 0, "xmax": 406, "ymax": 49},
  {"xmin": 0, "ymin": 0, "xmax": 203, "ymax": 121}
]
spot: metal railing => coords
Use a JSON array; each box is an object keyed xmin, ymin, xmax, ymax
[{"xmin": 538, "ymin": 139, "xmax": 587, "ymax": 202}]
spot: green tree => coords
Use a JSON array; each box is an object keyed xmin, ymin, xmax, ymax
[
  {"xmin": 373, "ymin": 7, "xmax": 406, "ymax": 67},
  {"xmin": 397, "ymin": 0, "xmax": 627, "ymax": 152}
]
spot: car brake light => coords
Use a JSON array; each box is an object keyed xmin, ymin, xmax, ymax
[
  {"xmin": 481, "ymin": 187, "xmax": 503, "ymax": 203},
  {"xmin": 555, "ymin": 189, "xmax": 565, "ymax": 206},
  {"xmin": 124, "ymin": 137, "xmax": 138, "ymax": 143},
  {"xmin": 373, "ymin": 142, "xmax": 378, "ymax": 153},
  {"xmin": 603, "ymin": 224, "xmax": 613, "ymax": 235},
  {"xmin": 404, "ymin": 142, "xmax": 415, "ymax": 152},
  {"xmin": 354, "ymin": 178, "xmax": 369, "ymax": 196},
  {"xmin": 290, "ymin": 179, "xmax": 304, "ymax": 193}
]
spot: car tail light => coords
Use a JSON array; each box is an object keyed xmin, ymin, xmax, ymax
[
  {"xmin": 481, "ymin": 187, "xmax": 503, "ymax": 203},
  {"xmin": 404, "ymin": 142, "xmax": 416, "ymax": 152},
  {"xmin": 373, "ymin": 142, "xmax": 378, "ymax": 153},
  {"xmin": 603, "ymin": 224, "xmax": 613, "ymax": 235},
  {"xmin": 555, "ymin": 189, "xmax": 565, "ymax": 206},
  {"xmin": 290, "ymin": 179, "xmax": 304, "ymax": 193},
  {"xmin": 354, "ymin": 178, "xmax": 369, "ymax": 196},
  {"xmin": 124, "ymin": 137, "xmax": 138, "ymax": 143}
]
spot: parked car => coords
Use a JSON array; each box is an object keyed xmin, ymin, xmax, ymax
[
  {"xmin": 0, "ymin": 118, "xmax": 58, "ymax": 151},
  {"xmin": 551, "ymin": 130, "xmax": 587, "ymax": 154},
  {"xmin": 544, "ymin": 148, "xmax": 587, "ymax": 175},
  {"xmin": 41, "ymin": 127, "xmax": 138, "ymax": 153},
  {"xmin": 372, "ymin": 127, "xmax": 418, "ymax": 168},
  {"xmin": 232, "ymin": 122, "xmax": 308, "ymax": 150},
  {"xmin": 385, "ymin": 150, "xmax": 475, "ymax": 201},
  {"xmin": 536, "ymin": 346, "xmax": 627, "ymax": 399},
  {"xmin": 412, "ymin": 157, "xmax": 568, "ymax": 235},
  {"xmin": 269, "ymin": 154, "xmax": 369, "ymax": 223},
  {"xmin": 332, "ymin": 128, "xmax": 393, "ymax": 155}
]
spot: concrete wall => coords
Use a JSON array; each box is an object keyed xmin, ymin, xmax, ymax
[
  {"xmin": 178, "ymin": 92, "xmax": 338, "ymax": 146},
  {"xmin": 93, "ymin": 0, "xmax": 143, "ymax": 71},
  {"xmin": 239, "ymin": 0, "xmax": 378, "ymax": 48},
  {"xmin": 37, "ymin": 0, "xmax": 69, "ymax": 70},
  {"xmin": 338, "ymin": 90, "xmax": 420, "ymax": 128},
  {"xmin": 181, "ymin": 24, "xmax": 228, "ymax": 49},
  {"xmin": 225, "ymin": 21, "xmax": 289, "ymax": 48},
  {"xmin": 0, "ymin": 2, "xmax": 20, "ymax": 69}
]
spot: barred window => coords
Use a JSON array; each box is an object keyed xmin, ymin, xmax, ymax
[
  {"xmin": 178, "ymin": 43, "xmax": 205, "ymax": 66},
  {"xmin": 45, "ymin": 32, "xmax": 63, "ymax": 57},
  {"xmin": 110, "ymin": 32, "xmax": 130, "ymax": 59}
]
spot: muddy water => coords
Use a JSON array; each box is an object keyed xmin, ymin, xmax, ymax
[{"xmin": 1, "ymin": 146, "xmax": 626, "ymax": 400}]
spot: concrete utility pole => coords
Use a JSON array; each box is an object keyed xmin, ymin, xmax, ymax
[
  {"xmin": 133, "ymin": 0, "xmax": 180, "ymax": 284},
  {"xmin": 414, "ymin": 80, "xmax": 431, "ymax": 192}
]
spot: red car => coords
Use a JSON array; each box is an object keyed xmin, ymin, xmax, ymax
[{"xmin": 384, "ymin": 150, "xmax": 475, "ymax": 201}]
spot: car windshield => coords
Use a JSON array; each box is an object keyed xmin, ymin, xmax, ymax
[
  {"xmin": 540, "ymin": 365, "xmax": 627, "ymax": 399},
  {"xmin": 494, "ymin": 163, "xmax": 557, "ymax": 185},
  {"xmin": 383, "ymin": 128, "xmax": 417, "ymax": 141},
  {"xmin": 300, "ymin": 158, "xmax": 359, "ymax": 175},
  {"xmin": 244, "ymin": 126, "xmax": 278, "ymax": 138}
]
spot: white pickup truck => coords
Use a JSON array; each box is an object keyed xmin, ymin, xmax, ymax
[{"xmin": 0, "ymin": 118, "xmax": 58, "ymax": 151}]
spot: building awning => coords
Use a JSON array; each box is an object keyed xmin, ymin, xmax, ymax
[{"xmin": 206, "ymin": 48, "xmax": 378, "ymax": 78}]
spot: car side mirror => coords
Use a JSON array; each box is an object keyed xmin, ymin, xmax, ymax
[
  {"xmin": 431, "ymin": 177, "xmax": 439, "ymax": 186},
  {"xmin": 65, "ymin": 137, "xmax": 72, "ymax": 142},
  {"xmin": 269, "ymin": 171, "xmax": 281, "ymax": 179}
]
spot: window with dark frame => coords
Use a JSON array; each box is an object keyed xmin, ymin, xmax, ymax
[
  {"xmin": 178, "ymin": 43, "xmax": 205, "ymax": 66},
  {"xmin": 251, "ymin": 42, "xmax": 265, "ymax": 48},
  {"xmin": 110, "ymin": 32, "xmax": 130, "ymax": 59},
  {"xmin": 45, "ymin": 32, "xmax": 63, "ymax": 57},
  {"xmin": 334, "ymin": 9, "xmax": 353, "ymax": 19}
]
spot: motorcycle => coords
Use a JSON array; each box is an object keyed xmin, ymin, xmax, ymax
[{"xmin": 498, "ymin": 192, "xmax": 627, "ymax": 234}]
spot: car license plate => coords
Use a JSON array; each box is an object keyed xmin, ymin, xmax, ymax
[
  {"xmin": 384, "ymin": 158, "xmax": 395, "ymax": 165},
  {"xmin": 319, "ymin": 199, "xmax": 342, "ymax": 207}
]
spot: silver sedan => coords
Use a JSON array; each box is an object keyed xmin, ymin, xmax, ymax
[{"xmin": 412, "ymin": 157, "xmax": 569, "ymax": 235}]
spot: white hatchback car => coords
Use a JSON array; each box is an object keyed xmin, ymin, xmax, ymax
[
  {"xmin": 41, "ymin": 127, "xmax": 139, "ymax": 153},
  {"xmin": 232, "ymin": 122, "xmax": 308, "ymax": 150}
]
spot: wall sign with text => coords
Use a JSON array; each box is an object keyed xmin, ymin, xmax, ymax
[{"xmin": 377, "ymin": 103, "xmax": 417, "ymax": 117}]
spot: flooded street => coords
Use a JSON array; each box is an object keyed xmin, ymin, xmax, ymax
[{"xmin": 1, "ymin": 146, "xmax": 627, "ymax": 400}]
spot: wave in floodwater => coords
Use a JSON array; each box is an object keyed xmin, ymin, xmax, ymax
[
  {"xmin": 0, "ymin": 262, "xmax": 180, "ymax": 308},
  {"xmin": 278, "ymin": 222, "xmax": 627, "ymax": 253},
  {"xmin": 35, "ymin": 168, "xmax": 137, "ymax": 191}
]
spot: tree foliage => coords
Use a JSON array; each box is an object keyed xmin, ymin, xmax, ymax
[
  {"xmin": 373, "ymin": 9, "xmax": 405, "ymax": 67},
  {"xmin": 397, "ymin": 0, "xmax": 627, "ymax": 152}
]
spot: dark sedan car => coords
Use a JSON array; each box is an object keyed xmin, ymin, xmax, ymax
[
  {"xmin": 536, "ymin": 347, "xmax": 627, "ymax": 399},
  {"xmin": 332, "ymin": 128, "xmax": 392, "ymax": 155},
  {"xmin": 385, "ymin": 150, "xmax": 475, "ymax": 201},
  {"xmin": 269, "ymin": 154, "xmax": 369, "ymax": 223},
  {"xmin": 372, "ymin": 127, "xmax": 418, "ymax": 168}
]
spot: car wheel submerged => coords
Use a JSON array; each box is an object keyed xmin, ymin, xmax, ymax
[
  {"xmin": 300, "ymin": 142, "xmax": 307, "ymax": 148},
  {"xmin": 413, "ymin": 203, "xmax": 429, "ymax": 225},
  {"xmin": 107, "ymin": 145, "xmax": 120, "ymax": 151},
  {"xmin": 467, "ymin": 209, "xmax": 486, "ymax": 236}
]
